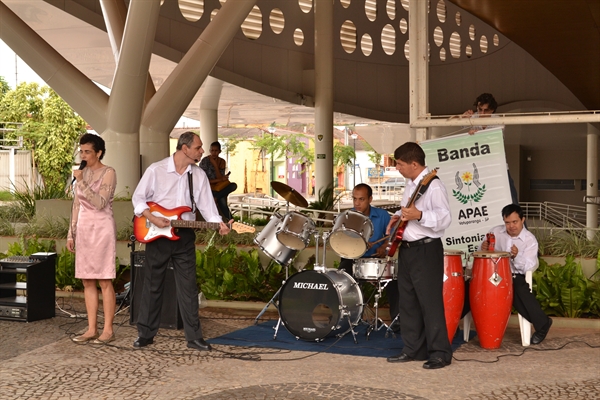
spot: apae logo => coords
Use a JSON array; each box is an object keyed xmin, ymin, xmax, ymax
[{"xmin": 452, "ymin": 163, "xmax": 486, "ymax": 205}]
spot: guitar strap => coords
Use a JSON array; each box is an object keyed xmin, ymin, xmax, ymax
[
  {"xmin": 187, "ymin": 171, "xmax": 197, "ymax": 214},
  {"xmin": 411, "ymin": 175, "xmax": 439, "ymax": 204}
]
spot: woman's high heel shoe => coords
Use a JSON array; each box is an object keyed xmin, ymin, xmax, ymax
[{"xmin": 72, "ymin": 333, "xmax": 99, "ymax": 343}]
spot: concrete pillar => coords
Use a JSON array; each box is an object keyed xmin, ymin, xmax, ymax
[
  {"xmin": 586, "ymin": 125, "xmax": 599, "ymax": 239},
  {"xmin": 141, "ymin": 0, "xmax": 257, "ymax": 171},
  {"xmin": 0, "ymin": 2, "xmax": 108, "ymax": 131},
  {"xmin": 102, "ymin": 0, "xmax": 161, "ymax": 196},
  {"xmin": 99, "ymin": 0, "xmax": 156, "ymax": 103},
  {"xmin": 199, "ymin": 77, "xmax": 224, "ymax": 149},
  {"xmin": 314, "ymin": 0, "xmax": 334, "ymax": 195},
  {"xmin": 409, "ymin": 0, "xmax": 429, "ymax": 143}
]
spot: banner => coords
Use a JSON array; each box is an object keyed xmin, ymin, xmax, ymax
[{"xmin": 420, "ymin": 129, "xmax": 512, "ymax": 255}]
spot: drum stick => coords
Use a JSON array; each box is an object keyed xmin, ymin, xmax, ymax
[{"xmin": 370, "ymin": 235, "xmax": 390, "ymax": 246}]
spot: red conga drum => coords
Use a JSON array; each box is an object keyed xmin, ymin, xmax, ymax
[
  {"xmin": 443, "ymin": 249, "xmax": 465, "ymax": 344},
  {"xmin": 470, "ymin": 251, "xmax": 513, "ymax": 349}
]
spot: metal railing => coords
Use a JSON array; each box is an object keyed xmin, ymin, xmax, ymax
[{"xmin": 521, "ymin": 202, "xmax": 599, "ymax": 239}]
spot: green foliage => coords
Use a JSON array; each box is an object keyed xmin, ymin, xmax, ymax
[
  {"xmin": 55, "ymin": 247, "xmax": 81, "ymax": 290},
  {"xmin": 0, "ymin": 76, "xmax": 10, "ymax": 97},
  {"xmin": 20, "ymin": 216, "xmax": 70, "ymax": 238},
  {"xmin": 6, "ymin": 236, "xmax": 56, "ymax": 256},
  {"xmin": 0, "ymin": 191, "xmax": 15, "ymax": 201},
  {"xmin": 533, "ymin": 255, "xmax": 600, "ymax": 318},
  {"xmin": 532, "ymin": 226, "xmax": 600, "ymax": 258},
  {"xmin": 194, "ymin": 229, "xmax": 255, "ymax": 246},
  {"xmin": 8, "ymin": 181, "xmax": 67, "ymax": 219},
  {"xmin": 196, "ymin": 243, "xmax": 297, "ymax": 302},
  {"xmin": 0, "ymin": 83, "xmax": 86, "ymax": 192},
  {"xmin": 0, "ymin": 217, "xmax": 15, "ymax": 236},
  {"xmin": 116, "ymin": 218, "xmax": 134, "ymax": 241},
  {"xmin": 333, "ymin": 142, "xmax": 355, "ymax": 169}
]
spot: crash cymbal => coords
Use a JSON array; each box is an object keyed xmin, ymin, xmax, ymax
[{"xmin": 271, "ymin": 181, "xmax": 309, "ymax": 208}]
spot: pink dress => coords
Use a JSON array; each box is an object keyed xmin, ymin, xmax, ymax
[{"xmin": 67, "ymin": 166, "xmax": 117, "ymax": 279}]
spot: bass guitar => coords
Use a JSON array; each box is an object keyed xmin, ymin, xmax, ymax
[
  {"xmin": 133, "ymin": 202, "xmax": 255, "ymax": 243},
  {"xmin": 386, "ymin": 168, "xmax": 439, "ymax": 257}
]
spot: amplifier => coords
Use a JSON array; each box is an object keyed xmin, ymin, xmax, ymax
[
  {"xmin": 0, "ymin": 252, "xmax": 56, "ymax": 322},
  {"xmin": 129, "ymin": 251, "xmax": 182, "ymax": 330},
  {"xmin": 0, "ymin": 305, "xmax": 27, "ymax": 319}
]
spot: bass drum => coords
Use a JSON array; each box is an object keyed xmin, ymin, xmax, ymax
[{"xmin": 279, "ymin": 270, "xmax": 363, "ymax": 341}]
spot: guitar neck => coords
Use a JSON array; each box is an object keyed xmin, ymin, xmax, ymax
[{"xmin": 171, "ymin": 220, "xmax": 220, "ymax": 230}]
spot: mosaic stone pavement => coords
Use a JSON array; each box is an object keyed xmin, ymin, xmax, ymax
[{"xmin": 0, "ymin": 296, "xmax": 598, "ymax": 399}]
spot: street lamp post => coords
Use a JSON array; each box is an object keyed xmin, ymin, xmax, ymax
[{"xmin": 350, "ymin": 133, "xmax": 358, "ymax": 188}]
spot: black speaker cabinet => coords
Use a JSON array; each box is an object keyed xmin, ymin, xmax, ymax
[{"xmin": 129, "ymin": 251, "xmax": 182, "ymax": 330}]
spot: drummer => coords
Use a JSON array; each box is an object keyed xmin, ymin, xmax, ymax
[
  {"xmin": 467, "ymin": 203, "xmax": 553, "ymax": 345},
  {"xmin": 337, "ymin": 184, "xmax": 400, "ymax": 331}
]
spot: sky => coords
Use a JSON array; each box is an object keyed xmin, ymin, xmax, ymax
[
  {"xmin": 0, "ymin": 40, "xmax": 197, "ymax": 128},
  {"xmin": 0, "ymin": 40, "xmax": 44, "ymax": 89}
]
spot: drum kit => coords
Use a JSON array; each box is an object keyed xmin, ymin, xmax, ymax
[
  {"xmin": 253, "ymin": 182, "xmax": 396, "ymax": 343},
  {"xmin": 252, "ymin": 183, "xmax": 514, "ymax": 348}
]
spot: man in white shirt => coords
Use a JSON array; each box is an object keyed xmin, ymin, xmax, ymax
[
  {"xmin": 480, "ymin": 204, "xmax": 552, "ymax": 344},
  {"xmin": 131, "ymin": 131, "xmax": 230, "ymax": 351},
  {"xmin": 386, "ymin": 142, "xmax": 453, "ymax": 370}
]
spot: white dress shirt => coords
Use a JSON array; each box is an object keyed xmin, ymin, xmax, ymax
[
  {"xmin": 480, "ymin": 225, "xmax": 539, "ymax": 274},
  {"xmin": 132, "ymin": 155, "xmax": 222, "ymax": 223},
  {"xmin": 395, "ymin": 167, "xmax": 452, "ymax": 242}
]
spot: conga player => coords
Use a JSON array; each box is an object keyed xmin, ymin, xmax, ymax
[{"xmin": 480, "ymin": 204, "xmax": 552, "ymax": 344}]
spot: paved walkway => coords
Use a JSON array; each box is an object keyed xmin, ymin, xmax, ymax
[{"xmin": 1, "ymin": 297, "xmax": 599, "ymax": 399}]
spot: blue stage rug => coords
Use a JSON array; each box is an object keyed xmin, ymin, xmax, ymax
[{"xmin": 209, "ymin": 320, "xmax": 468, "ymax": 358}]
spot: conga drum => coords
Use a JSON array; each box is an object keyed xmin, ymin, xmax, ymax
[
  {"xmin": 443, "ymin": 249, "xmax": 465, "ymax": 344},
  {"xmin": 470, "ymin": 251, "xmax": 513, "ymax": 349}
]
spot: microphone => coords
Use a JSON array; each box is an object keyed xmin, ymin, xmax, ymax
[
  {"xmin": 71, "ymin": 160, "xmax": 87, "ymax": 184},
  {"xmin": 184, "ymin": 151, "xmax": 199, "ymax": 163}
]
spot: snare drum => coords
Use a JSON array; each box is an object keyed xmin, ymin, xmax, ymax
[
  {"xmin": 279, "ymin": 269, "xmax": 363, "ymax": 341},
  {"xmin": 329, "ymin": 210, "xmax": 374, "ymax": 259},
  {"xmin": 253, "ymin": 213, "xmax": 297, "ymax": 266},
  {"xmin": 353, "ymin": 258, "xmax": 397, "ymax": 280},
  {"xmin": 276, "ymin": 211, "xmax": 315, "ymax": 250}
]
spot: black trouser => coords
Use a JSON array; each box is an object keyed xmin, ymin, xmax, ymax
[
  {"xmin": 137, "ymin": 228, "xmax": 203, "ymax": 341},
  {"xmin": 338, "ymin": 258, "xmax": 400, "ymax": 319},
  {"xmin": 396, "ymin": 238, "xmax": 452, "ymax": 362},
  {"xmin": 512, "ymin": 273, "xmax": 550, "ymax": 331}
]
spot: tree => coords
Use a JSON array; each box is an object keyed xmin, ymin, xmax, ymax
[
  {"xmin": 0, "ymin": 76, "xmax": 10, "ymax": 98},
  {"xmin": 0, "ymin": 83, "xmax": 86, "ymax": 191},
  {"xmin": 333, "ymin": 141, "xmax": 355, "ymax": 170}
]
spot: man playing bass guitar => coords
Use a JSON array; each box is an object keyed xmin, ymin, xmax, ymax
[{"xmin": 385, "ymin": 142, "xmax": 453, "ymax": 370}]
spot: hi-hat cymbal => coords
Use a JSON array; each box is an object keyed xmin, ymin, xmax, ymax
[{"xmin": 271, "ymin": 181, "xmax": 309, "ymax": 208}]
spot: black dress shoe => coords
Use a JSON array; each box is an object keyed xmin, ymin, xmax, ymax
[
  {"xmin": 133, "ymin": 337, "xmax": 154, "ymax": 348},
  {"xmin": 423, "ymin": 357, "xmax": 449, "ymax": 370},
  {"xmin": 531, "ymin": 317, "xmax": 553, "ymax": 345},
  {"xmin": 187, "ymin": 338, "xmax": 212, "ymax": 351},
  {"xmin": 387, "ymin": 353, "xmax": 414, "ymax": 363}
]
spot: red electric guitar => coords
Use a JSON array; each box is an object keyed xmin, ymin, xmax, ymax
[
  {"xmin": 133, "ymin": 202, "xmax": 255, "ymax": 243},
  {"xmin": 386, "ymin": 168, "xmax": 439, "ymax": 257}
]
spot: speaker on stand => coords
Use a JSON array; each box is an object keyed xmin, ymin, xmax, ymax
[{"xmin": 129, "ymin": 250, "xmax": 183, "ymax": 330}]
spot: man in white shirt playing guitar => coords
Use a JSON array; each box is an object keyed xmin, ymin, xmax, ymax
[{"xmin": 131, "ymin": 131, "xmax": 230, "ymax": 352}]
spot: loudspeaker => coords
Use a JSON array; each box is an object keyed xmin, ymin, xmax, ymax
[{"xmin": 129, "ymin": 251, "xmax": 183, "ymax": 330}]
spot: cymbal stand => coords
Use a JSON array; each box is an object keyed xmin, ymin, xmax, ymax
[
  {"xmin": 313, "ymin": 230, "xmax": 327, "ymax": 272},
  {"xmin": 363, "ymin": 278, "xmax": 393, "ymax": 339}
]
